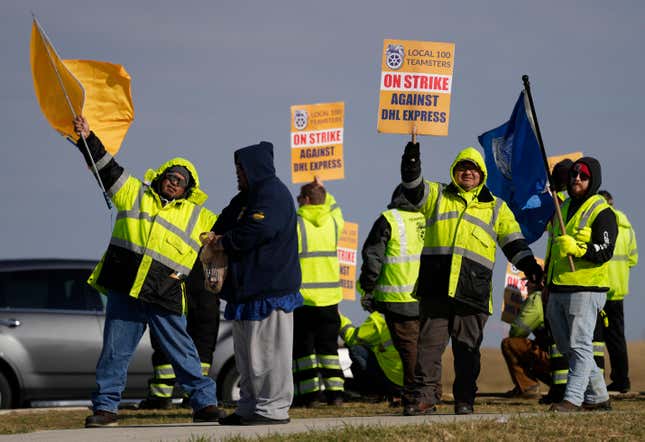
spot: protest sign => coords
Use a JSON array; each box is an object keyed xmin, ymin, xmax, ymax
[{"xmin": 337, "ymin": 222, "xmax": 358, "ymax": 300}]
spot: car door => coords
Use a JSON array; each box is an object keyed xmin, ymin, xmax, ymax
[{"xmin": 0, "ymin": 267, "xmax": 105, "ymax": 401}]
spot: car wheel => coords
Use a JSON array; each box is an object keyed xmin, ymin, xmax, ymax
[
  {"xmin": 0, "ymin": 371, "xmax": 13, "ymax": 409},
  {"xmin": 219, "ymin": 361, "xmax": 240, "ymax": 404}
]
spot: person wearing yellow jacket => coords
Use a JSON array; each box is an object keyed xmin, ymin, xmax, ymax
[
  {"xmin": 398, "ymin": 142, "xmax": 543, "ymax": 416},
  {"xmin": 546, "ymin": 158, "xmax": 617, "ymax": 412},
  {"xmin": 72, "ymin": 116, "xmax": 223, "ymax": 427},
  {"xmin": 598, "ymin": 190, "xmax": 638, "ymax": 393},
  {"xmin": 292, "ymin": 179, "xmax": 345, "ymax": 406},
  {"xmin": 339, "ymin": 312, "xmax": 403, "ymax": 400},
  {"xmin": 501, "ymin": 284, "xmax": 551, "ymax": 398}
]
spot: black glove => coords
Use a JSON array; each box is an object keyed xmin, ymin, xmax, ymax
[
  {"xmin": 360, "ymin": 293, "xmax": 376, "ymax": 313},
  {"xmin": 403, "ymin": 142, "xmax": 420, "ymax": 163},
  {"xmin": 524, "ymin": 260, "xmax": 544, "ymax": 287}
]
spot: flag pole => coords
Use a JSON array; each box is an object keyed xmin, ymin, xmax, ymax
[
  {"xmin": 33, "ymin": 14, "xmax": 112, "ymax": 210},
  {"xmin": 522, "ymin": 75, "xmax": 574, "ymax": 272}
]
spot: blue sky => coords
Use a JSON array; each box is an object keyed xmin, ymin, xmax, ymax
[{"xmin": 1, "ymin": 1, "xmax": 644, "ymax": 348}]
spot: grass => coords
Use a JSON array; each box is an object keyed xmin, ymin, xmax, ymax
[{"xmin": 1, "ymin": 394, "xmax": 643, "ymax": 440}]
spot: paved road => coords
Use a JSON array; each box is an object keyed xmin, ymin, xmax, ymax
[{"xmin": 0, "ymin": 412, "xmax": 516, "ymax": 441}]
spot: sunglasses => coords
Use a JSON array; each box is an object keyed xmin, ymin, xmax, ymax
[
  {"xmin": 569, "ymin": 170, "xmax": 590, "ymax": 181},
  {"xmin": 164, "ymin": 173, "xmax": 188, "ymax": 188}
]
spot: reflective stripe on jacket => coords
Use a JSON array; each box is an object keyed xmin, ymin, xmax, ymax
[{"xmin": 373, "ymin": 209, "xmax": 425, "ymax": 303}]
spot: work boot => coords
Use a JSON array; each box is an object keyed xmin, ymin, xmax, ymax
[
  {"xmin": 607, "ymin": 382, "xmax": 630, "ymax": 394},
  {"xmin": 193, "ymin": 405, "xmax": 227, "ymax": 422},
  {"xmin": 582, "ymin": 399, "xmax": 612, "ymax": 411},
  {"xmin": 403, "ymin": 401, "xmax": 437, "ymax": 416},
  {"xmin": 455, "ymin": 403, "xmax": 474, "ymax": 415},
  {"xmin": 549, "ymin": 400, "xmax": 581, "ymax": 412},
  {"xmin": 505, "ymin": 384, "xmax": 540, "ymax": 399},
  {"xmin": 138, "ymin": 397, "xmax": 173, "ymax": 410},
  {"xmin": 85, "ymin": 410, "xmax": 118, "ymax": 428}
]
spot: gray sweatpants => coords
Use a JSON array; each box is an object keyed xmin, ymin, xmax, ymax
[{"xmin": 233, "ymin": 309, "xmax": 294, "ymax": 420}]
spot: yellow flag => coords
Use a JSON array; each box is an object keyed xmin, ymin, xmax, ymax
[
  {"xmin": 63, "ymin": 60, "xmax": 134, "ymax": 155},
  {"xmin": 30, "ymin": 19, "xmax": 84, "ymax": 140},
  {"xmin": 30, "ymin": 19, "xmax": 134, "ymax": 155}
]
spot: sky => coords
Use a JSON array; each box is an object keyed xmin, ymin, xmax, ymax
[{"xmin": 1, "ymin": 1, "xmax": 644, "ymax": 349}]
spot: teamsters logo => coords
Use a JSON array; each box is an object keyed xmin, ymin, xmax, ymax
[
  {"xmin": 385, "ymin": 44, "xmax": 405, "ymax": 70},
  {"xmin": 492, "ymin": 134, "xmax": 513, "ymax": 180},
  {"xmin": 293, "ymin": 110, "xmax": 308, "ymax": 130}
]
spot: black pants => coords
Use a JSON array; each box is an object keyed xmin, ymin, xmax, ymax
[
  {"xmin": 603, "ymin": 300, "xmax": 630, "ymax": 388},
  {"xmin": 148, "ymin": 268, "xmax": 220, "ymax": 398},
  {"xmin": 292, "ymin": 304, "xmax": 344, "ymax": 401},
  {"xmin": 410, "ymin": 297, "xmax": 488, "ymax": 407}
]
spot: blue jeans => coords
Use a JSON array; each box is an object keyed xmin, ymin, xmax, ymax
[
  {"xmin": 92, "ymin": 292, "xmax": 217, "ymax": 413},
  {"xmin": 546, "ymin": 291, "xmax": 609, "ymax": 406}
]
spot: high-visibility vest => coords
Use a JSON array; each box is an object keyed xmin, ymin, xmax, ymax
[
  {"xmin": 339, "ymin": 312, "xmax": 403, "ymax": 387},
  {"xmin": 297, "ymin": 209, "xmax": 342, "ymax": 307},
  {"xmin": 547, "ymin": 195, "xmax": 611, "ymax": 288},
  {"xmin": 607, "ymin": 208, "xmax": 638, "ymax": 300},
  {"xmin": 419, "ymin": 182, "xmax": 526, "ymax": 313},
  {"xmin": 373, "ymin": 209, "xmax": 425, "ymax": 303},
  {"xmin": 89, "ymin": 157, "xmax": 217, "ymax": 308}
]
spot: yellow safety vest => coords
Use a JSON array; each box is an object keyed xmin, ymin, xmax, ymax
[
  {"xmin": 339, "ymin": 312, "xmax": 403, "ymax": 387},
  {"xmin": 547, "ymin": 195, "xmax": 611, "ymax": 288},
  {"xmin": 420, "ymin": 182, "xmax": 527, "ymax": 314},
  {"xmin": 297, "ymin": 204, "xmax": 343, "ymax": 307},
  {"xmin": 89, "ymin": 158, "xmax": 217, "ymax": 307},
  {"xmin": 373, "ymin": 209, "xmax": 425, "ymax": 303},
  {"xmin": 607, "ymin": 209, "xmax": 638, "ymax": 300}
]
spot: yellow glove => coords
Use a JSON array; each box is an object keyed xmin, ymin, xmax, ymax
[
  {"xmin": 573, "ymin": 227, "xmax": 592, "ymax": 244},
  {"xmin": 555, "ymin": 234, "xmax": 587, "ymax": 258}
]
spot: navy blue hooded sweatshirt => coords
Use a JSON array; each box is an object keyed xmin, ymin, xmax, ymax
[{"xmin": 214, "ymin": 141, "xmax": 302, "ymax": 304}]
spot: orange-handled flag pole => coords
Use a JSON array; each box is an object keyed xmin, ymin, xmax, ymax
[{"xmin": 31, "ymin": 14, "xmax": 112, "ymax": 209}]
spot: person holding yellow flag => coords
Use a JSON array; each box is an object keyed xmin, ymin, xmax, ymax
[{"xmin": 72, "ymin": 116, "xmax": 224, "ymax": 427}]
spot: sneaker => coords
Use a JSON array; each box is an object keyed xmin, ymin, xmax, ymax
[
  {"xmin": 582, "ymin": 400, "xmax": 612, "ymax": 411},
  {"xmin": 138, "ymin": 397, "xmax": 173, "ymax": 410},
  {"xmin": 242, "ymin": 413, "xmax": 290, "ymax": 425},
  {"xmin": 549, "ymin": 400, "xmax": 581, "ymax": 412},
  {"xmin": 455, "ymin": 403, "xmax": 474, "ymax": 415},
  {"xmin": 606, "ymin": 382, "xmax": 630, "ymax": 393},
  {"xmin": 193, "ymin": 405, "xmax": 227, "ymax": 422},
  {"xmin": 219, "ymin": 413, "xmax": 245, "ymax": 426},
  {"xmin": 403, "ymin": 401, "xmax": 437, "ymax": 416},
  {"xmin": 85, "ymin": 410, "xmax": 118, "ymax": 428}
]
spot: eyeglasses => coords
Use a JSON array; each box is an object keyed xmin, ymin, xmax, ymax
[
  {"xmin": 454, "ymin": 162, "xmax": 479, "ymax": 172},
  {"xmin": 569, "ymin": 170, "xmax": 590, "ymax": 181},
  {"xmin": 163, "ymin": 173, "xmax": 188, "ymax": 188}
]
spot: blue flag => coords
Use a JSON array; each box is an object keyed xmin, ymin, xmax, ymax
[{"xmin": 478, "ymin": 92, "xmax": 554, "ymax": 244}]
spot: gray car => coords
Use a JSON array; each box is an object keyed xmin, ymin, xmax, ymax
[{"xmin": 0, "ymin": 259, "xmax": 240, "ymax": 409}]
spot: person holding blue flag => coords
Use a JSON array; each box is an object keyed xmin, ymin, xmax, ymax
[
  {"xmin": 398, "ymin": 142, "xmax": 543, "ymax": 416},
  {"xmin": 478, "ymin": 92, "xmax": 555, "ymax": 244}
]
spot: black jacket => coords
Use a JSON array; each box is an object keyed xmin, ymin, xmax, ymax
[
  {"xmin": 359, "ymin": 187, "xmax": 420, "ymax": 317},
  {"xmin": 214, "ymin": 142, "xmax": 302, "ymax": 304}
]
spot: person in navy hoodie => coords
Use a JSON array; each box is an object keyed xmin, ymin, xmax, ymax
[{"xmin": 212, "ymin": 141, "xmax": 303, "ymax": 426}]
